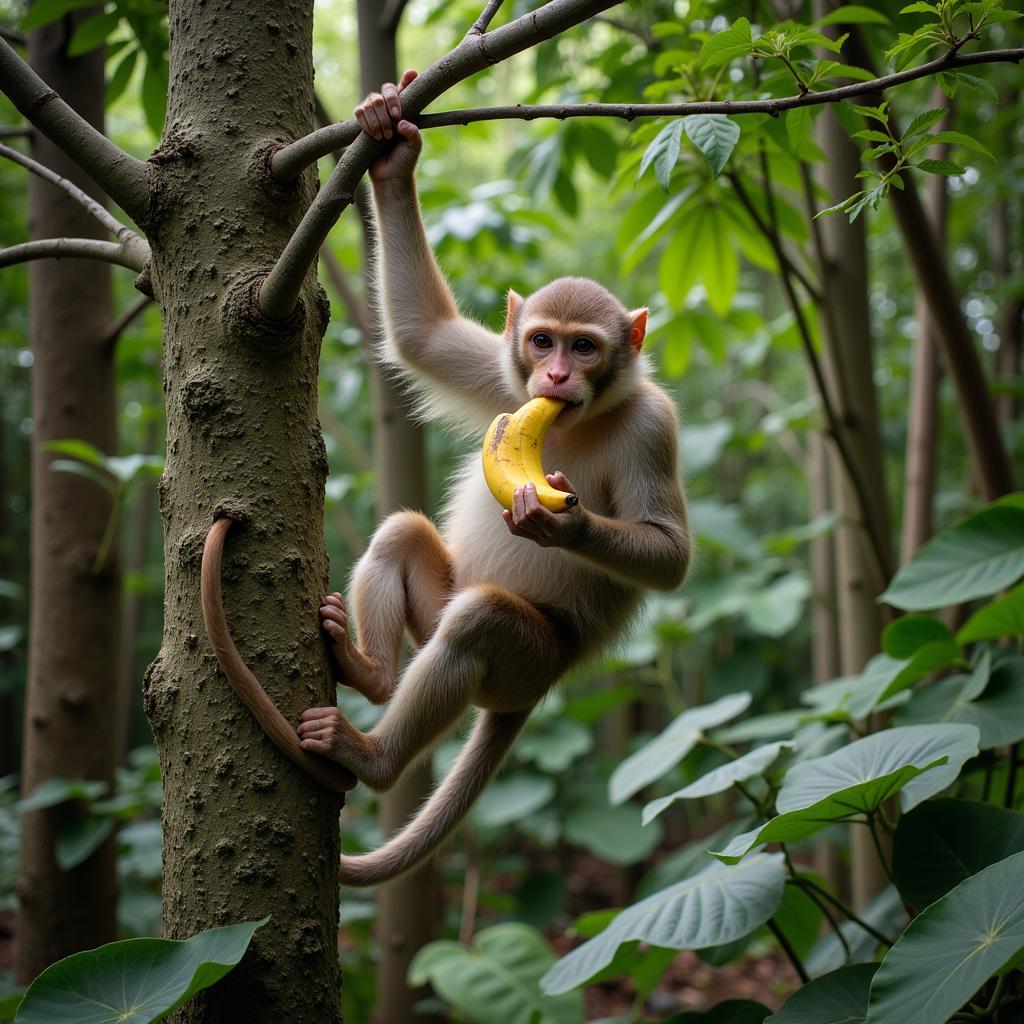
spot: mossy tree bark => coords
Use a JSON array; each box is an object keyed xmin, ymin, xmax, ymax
[
  {"xmin": 140, "ymin": 1, "xmax": 344, "ymax": 1020},
  {"xmin": 15, "ymin": 9, "xmax": 119, "ymax": 982}
]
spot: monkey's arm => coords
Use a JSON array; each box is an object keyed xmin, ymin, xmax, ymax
[{"xmin": 372, "ymin": 179, "xmax": 512, "ymax": 424}]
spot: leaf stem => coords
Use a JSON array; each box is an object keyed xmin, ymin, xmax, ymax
[{"xmin": 767, "ymin": 917, "xmax": 810, "ymax": 983}]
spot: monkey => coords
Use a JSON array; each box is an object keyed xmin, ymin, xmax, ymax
[{"xmin": 296, "ymin": 72, "xmax": 691, "ymax": 887}]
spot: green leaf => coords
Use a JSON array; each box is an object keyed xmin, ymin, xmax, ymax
[
  {"xmin": 903, "ymin": 108, "xmax": 948, "ymax": 139},
  {"xmin": 43, "ymin": 438, "xmax": 108, "ymax": 469},
  {"xmin": 895, "ymin": 657, "xmax": 1024, "ymax": 749},
  {"xmin": 914, "ymin": 158, "xmax": 965, "ymax": 176},
  {"xmin": 473, "ymin": 774, "xmax": 555, "ymax": 829},
  {"xmin": 141, "ymin": 53, "xmax": 168, "ymax": 138},
  {"xmin": 106, "ymin": 48, "xmax": 139, "ymax": 107},
  {"xmin": 685, "ymin": 115, "xmax": 741, "ymax": 178},
  {"xmin": 56, "ymin": 816, "xmax": 115, "ymax": 870},
  {"xmin": 743, "ymin": 572, "xmax": 811, "ymax": 637},
  {"xmin": 516, "ymin": 719, "xmax": 592, "ymax": 772},
  {"xmin": 805, "ymin": 887, "xmax": 905, "ymax": 976},
  {"xmin": 867, "ymin": 852, "xmax": 1024, "ymax": 1024},
  {"xmin": 564, "ymin": 803, "xmax": 662, "ymax": 866},
  {"xmin": 662, "ymin": 1001, "xmax": 773, "ymax": 1023},
  {"xmin": 899, "ymin": 1, "xmax": 939, "ymax": 12},
  {"xmin": 767, "ymin": 963, "xmax": 876, "ymax": 1023},
  {"xmin": 957, "ymin": 582, "xmax": 1024, "ymax": 642},
  {"xmin": 14, "ymin": 919, "xmax": 267, "ymax": 1024},
  {"xmin": 20, "ymin": 0, "xmax": 97, "ymax": 31},
  {"xmin": 608, "ymin": 692, "xmax": 752, "ymax": 805},
  {"xmin": 815, "ymin": 5, "xmax": 892, "ymax": 26},
  {"xmin": 701, "ymin": 205, "xmax": 738, "ymax": 314},
  {"xmin": 881, "ymin": 615, "xmax": 954, "ymax": 658},
  {"xmin": 699, "ymin": 17, "xmax": 754, "ymax": 71},
  {"xmin": 18, "ymin": 778, "xmax": 108, "ymax": 812},
  {"xmin": 893, "ymin": 799, "xmax": 1024, "ymax": 909},
  {"xmin": 68, "ymin": 11, "xmax": 120, "ymax": 56},
  {"xmin": 642, "ymin": 742, "xmax": 793, "ymax": 825},
  {"xmin": 636, "ymin": 120, "xmax": 685, "ymax": 192},
  {"xmin": 786, "ymin": 107, "xmax": 813, "ymax": 153},
  {"xmin": 410, "ymin": 923, "xmax": 583, "ymax": 1024},
  {"xmin": 49, "ymin": 459, "xmax": 119, "ymax": 493},
  {"xmin": 952, "ymin": 72, "xmax": 998, "ymax": 103},
  {"xmin": 659, "ymin": 205, "xmax": 708, "ymax": 309},
  {"xmin": 105, "ymin": 454, "xmax": 164, "ymax": 483},
  {"xmin": 927, "ymin": 130, "xmax": 993, "ymax": 159},
  {"xmin": 881, "ymin": 500, "xmax": 1024, "ymax": 610},
  {"xmin": 540, "ymin": 854, "xmax": 786, "ymax": 995},
  {"xmin": 711, "ymin": 725, "xmax": 980, "ymax": 863}
]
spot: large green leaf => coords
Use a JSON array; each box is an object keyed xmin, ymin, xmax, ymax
[
  {"xmin": 957, "ymin": 582, "xmax": 1024, "ymax": 642},
  {"xmin": 893, "ymin": 799, "xmax": 1024, "ymax": 909},
  {"xmin": 17, "ymin": 778, "xmax": 107, "ymax": 812},
  {"xmin": 895, "ymin": 657, "xmax": 1024, "ymax": 749},
  {"xmin": 642, "ymin": 742, "xmax": 792, "ymax": 825},
  {"xmin": 564, "ymin": 803, "xmax": 662, "ymax": 866},
  {"xmin": 637, "ymin": 120, "xmax": 685, "ymax": 192},
  {"xmin": 540, "ymin": 854, "xmax": 785, "ymax": 995},
  {"xmin": 881, "ymin": 500, "xmax": 1024, "ymax": 610},
  {"xmin": 473, "ymin": 774, "xmax": 555, "ymax": 829},
  {"xmin": 699, "ymin": 17, "xmax": 754, "ymax": 70},
  {"xmin": 662, "ymin": 1001, "xmax": 772, "ymax": 1023},
  {"xmin": 608, "ymin": 692, "xmax": 752, "ymax": 805},
  {"xmin": 767, "ymin": 964, "xmax": 876, "ymax": 1023},
  {"xmin": 409, "ymin": 923, "xmax": 582, "ymax": 1024},
  {"xmin": 685, "ymin": 115, "xmax": 741, "ymax": 178},
  {"xmin": 866, "ymin": 852, "xmax": 1024, "ymax": 1024},
  {"xmin": 14, "ymin": 920, "xmax": 266, "ymax": 1024},
  {"xmin": 711, "ymin": 725, "xmax": 980, "ymax": 863}
]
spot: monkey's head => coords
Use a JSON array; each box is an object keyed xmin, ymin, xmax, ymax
[{"xmin": 504, "ymin": 277, "xmax": 649, "ymax": 426}]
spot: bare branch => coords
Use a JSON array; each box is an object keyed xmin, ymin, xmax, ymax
[
  {"xmin": 378, "ymin": 0, "xmax": 409, "ymax": 34},
  {"xmin": 469, "ymin": 1, "xmax": 504, "ymax": 36},
  {"xmin": 102, "ymin": 294, "xmax": 153, "ymax": 349},
  {"xmin": 0, "ymin": 237, "xmax": 147, "ymax": 271},
  {"xmin": 0, "ymin": 37, "xmax": 150, "ymax": 222},
  {"xmin": 275, "ymin": 45, "xmax": 1024, "ymax": 178},
  {"xmin": 259, "ymin": 0, "xmax": 620, "ymax": 321},
  {"xmin": 0, "ymin": 124, "xmax": 30, "ymax": 138},
  {"xmin": 0, "ymin": 142, "xmax": 146, "ymax": 254}
]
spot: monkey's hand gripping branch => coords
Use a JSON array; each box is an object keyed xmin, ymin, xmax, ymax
[
  {"xmin": 256, "ymin": 0, "xmax": 620, "ymax": 322},
  {"xmin": 201, "ymin": 517, "xmax": 356, "ymax": 794}
]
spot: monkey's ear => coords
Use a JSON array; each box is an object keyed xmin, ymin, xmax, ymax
[
  {"xmin": 504, "ymin": 289, "xmax": 523, "ymax": 336},
  {"xmin": 628, "ymin": 308, "xmax": 649, "ymax": 353}
]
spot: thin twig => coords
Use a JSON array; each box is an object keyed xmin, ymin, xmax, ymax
[
  {"xmin": 259, "ymin": 0, "xmax": 621, "ymax": 320},
  {"xmin": 102, "ymin": 294, "xmax": 153, "ymax": 349},
  {"xmin": 0, "ymin": 37, "xmax": 150, "ymax": 221},
  {"xmin": 0, "ymin": 237, "xmax": 146, "ymax": 271},
  {"xmin": 469, "ymin": 0, "xmax": 504, "ymax": 36},
  {"xmin": 272, "ymin": 46, "xmax": 1024, "ymax": 179},
  {"xmin": 731, "ymin": 168, "xmax": 893, "ymax": 590},
  {"xmin": 796, "ymin": 875, "xmax": 896, "ymax": 947},
  {"xmin": 1005, "ymin": 743, "xmax": 1019, "ymax": 808},
  {"xmin": 767, "ymin": 917, "xmax": 810, "ymax": 983},
  {"xmin": 0, "ymin": 125, "xmax": 30, "ymax": 138},
  {"xmin": 0, "ymin": 142, "xmax": 144, "ymax": 249}
]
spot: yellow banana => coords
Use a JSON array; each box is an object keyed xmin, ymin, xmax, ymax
[{"xmin": 481, "ymin": 397, "xmax": 578, "ymax": 512}]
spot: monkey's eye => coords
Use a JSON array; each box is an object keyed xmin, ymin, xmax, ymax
[
  {"xmin": 531, "ymin": 332, "xmax": 553, "ymax": 349},
  {"xmin": 572, "ymin": 337, "xmax": 595, "ymax": 354}
]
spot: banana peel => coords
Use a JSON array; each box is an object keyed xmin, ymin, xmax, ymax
[{"xmin": 481, "ymin": 397, "xmax": 578, "ymax": 512}]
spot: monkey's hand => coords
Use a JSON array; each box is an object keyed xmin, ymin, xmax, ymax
[
  {"xmin": 503, "ymin": 473, "xmax": 585, "ymax": 549},
  {"xmin": 355, "ymin": 69, "xmax": 423, "ymax": 182},
  {"xmin": 297, "ymin": 706, "xmax": 350, "ymax": 761}
]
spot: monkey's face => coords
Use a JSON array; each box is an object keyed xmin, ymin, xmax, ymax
[{"xmin": 505, "ymin": 278, "xmax": 648, "ymax": 426}]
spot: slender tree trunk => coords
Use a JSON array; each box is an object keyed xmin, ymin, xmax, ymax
[
  {"xmin": 900, "ymin": 92, "xmax": 950, "ymax": 562},
  {"xmin": 355, "ymin": 5, "xmax": 440, "ymax": 1020},
  {"xmin": 812, "ymin": 8, "xmax": 893, "ymax": 905},
  {"xmin": 15, "ymin": 9, "xmax": 119, "ymax": 982},
  {"xmin": 142, "ymin": 2, "xmax": 343, "ymax": 1020}
]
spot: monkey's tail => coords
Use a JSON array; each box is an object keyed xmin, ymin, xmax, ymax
[{"xmin": 339, "ymin": 708, "xmax": 531, "ymax": 887}]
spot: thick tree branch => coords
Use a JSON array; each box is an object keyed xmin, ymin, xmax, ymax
[
  {"xmin": 0, "ymin": 37, "xmax": 150, "ymax": 222},
  {"xmin": 272, "ymin": 46, "xmax": 1023, "ymax": 179},
  {"xmin": 0, "ymin": 237, "xmax": 146, "ymax": 271},
  {"xmin": 0, "ymin": 142, "xmax": 150, "ymax": 266},
  {"xmin": 259, "ymin": 0, "xmax": 620, "ymax": 320}
]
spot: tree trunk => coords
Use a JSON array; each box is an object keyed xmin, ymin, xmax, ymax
[
  {"xmin": 15, "ymin": 9, "xmax": 119, "ymax": 982},
  {"xmin": 142, "ymin": 2, "xmax": 343, "ymax": 1020},
  {"xmin": 900, "ymin": 92, "xmax": 950, "ymax": 562},
  {"xmin": 355, "ymin": 5, "xmax": 440, "ymax": 1021},
  {"xmin": 812, "ymin": 10, "xmax": 893, "ymax": 905}
]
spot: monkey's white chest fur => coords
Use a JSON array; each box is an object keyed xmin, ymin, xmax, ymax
[{"xmin": 441, "ymin": 438, "xmax": 640, "ymax": 639}]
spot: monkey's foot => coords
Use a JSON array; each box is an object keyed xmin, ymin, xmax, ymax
[
  {"xmin": 297, "ymin": 708, "xmax": 395, "ymax": 788},
  {"xmin": 319, "ymin": 593, "xmax": 394, "ymax": 704}
]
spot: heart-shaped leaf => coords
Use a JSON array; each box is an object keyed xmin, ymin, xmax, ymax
[
  {"xmin": 867, "ymin": 852, "xmax": 1024, "ymax": 1024},
  {"xmin": 14, "ymin": 919, "xmax": 266, "ymax": 1024},
  {"xmin": 767, "ymin": 964, "xmax": 876, "ymax": 1023},
  {"xmin": 957, "ymin": 582, "xmax": 1024, "ymax": 643},
  {"xmin": 540, "ymin": 854, "xmax": 785, "ymax": 995}
]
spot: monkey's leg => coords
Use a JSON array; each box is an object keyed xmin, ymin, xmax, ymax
[
  {"xmin": 325, "ymin": 511, "xmax": 452, "ymax": 703},
  {"xmin": 304, "ymin": 584, "xmax": 577, "ymax": 789}
]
